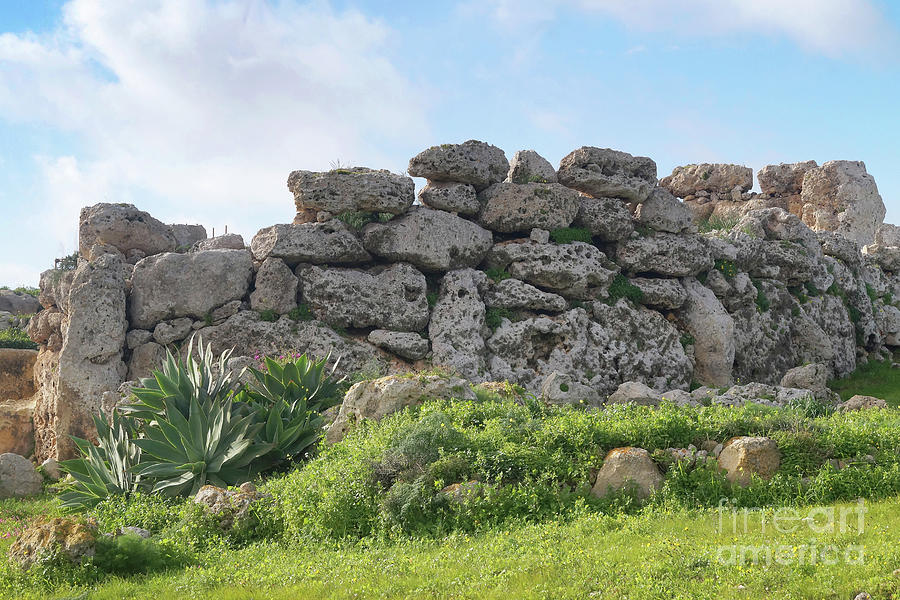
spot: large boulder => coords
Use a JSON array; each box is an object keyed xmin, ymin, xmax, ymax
[
  {"xmin": 757, "ymin": 161, "xmax": 817, "ymax": 196},
  {"xmin": 615, "ymin": 233, "xmax": 713, "ymax": 277},
  {"xmin": 779, "ymin": 363, "xmax": 835, "ymax": 402},
  {"xmin": 418, "ymin": 182, "xmax": 480, "ymax": 215},
  {"xmin": 78, "ymin": 203, "xmax": 176, "ymax": 258},
  {"xmin": 717, "ymin": 437, "xmax": 780, "ymax": 486},
  {"xmin": 367, "ymin": 330, "xmax": 429, "ymax": 361},
  {"xmin": 250, "ymin": 221, "xmax": 371, "ymax": 266},
  {"xmin": 506, "ymin": 150, "xmax": 557, "ymax": 184},
  {"xmin": 486, "ymin": 241, "xmax": 617, "ymax": 299},
  {"xmin": 659, "ymin": 164, "xmax": 753, "ymax": 197},
  {"xmin": 0, "ymin": 290, "xmax": 40, "ymax": 316},
  {"xmin": 169, "ymin": 223, "xmax": 207, "ymax": 249},
  {"xmin": 487, "ymin": 304, "xmax": 692, "ymax": 396},
  {"xmin": 0, "ymin": 453, "xmax": 43, "ymax": 499},
  {"xmin": 362, "ymin": 207, "xmax": 493, "ymax": 272},
  {"xmin": 477, "ymin": 183, "xmax": 580, "ymax": 233},
  {"xmin": 606, "ymin": 381, "xmax": 662, "ymax": 406},
  {"xmin": 129, "ymin": 250, "xmax": 253, "ymax": 329},
  {"xmin": 327, "ymin": 374, "xmax": 476, "ymax": 443},
  {"xmin": 407, "ymin": 140, "xmax": 509, "ymax": 190},
  {"xmin": 0, "ymin": 400, "xmax": 35, "ymax": 456},
  {"xmin": 40, "ymin": 254, "xmax": 128, "ymax": 460},
  {"xmin": 557, "ymin": 147, "xmax": 657, "ymax": 202},
  {"xmin": 539, "ymin": 371, "xmax": 601, "ymax": 406},
  {"xmin": 249, "ymin": 258, "xmax": 298, "ymax": 315},
  {"xmin": 837, "ymin": 395, "xmax": 887, "ymax": 411},
  {"xmin": 189, "ymin": 311, "xmax": 381, "ymax": 378},
  {"xmin": 875, "ymin": 223, "xmax": 900, "ymax": 247},
  {"xmin": 429, "ymin": 269, "xmax": 489, "ymax": 381},
  {"xmin": 629, "ymin": 277, "xmax": 687, "ymax": 310},
  {"xmin": 0, "ymin": 348, "xmax": 36, "ymax": 400},
  {"xmin": 863, "ymin": 244, "xmax": 900, "ymax": 272},
  {"xmin": 634, "ymin": 187, "xmax": 694, "ymax": 233},
  {"xmin": 574, "ymin": 196, "xmax": 634, "ymax": 241},
  {"xmin": 298, "ymin": 263, "xmax": 429, "ymax": 332},
  {"xmin": 8, "ymin": 517, "xmax": 97, "ymax": 569},
  {"xmin": 483, "ymin": 278, "xmax": 567, "ymax": 312},
  {"xmin": 591, "ymin": 447, "xmax": 663, "ymax": 499},
  {"xmin": 680, "ymin": 279, "xmax": 735, "ymax": 387},
  {"xmin": 194, "ymin": 233, "xmax": 245, "ymax": 251},
  {"xmin": 799, "ymin": 160, "xmax": 886, "ymax": 247},
  {"xmin": 287, "ymin": 168, "xmax": 414, "ymax": 216}
]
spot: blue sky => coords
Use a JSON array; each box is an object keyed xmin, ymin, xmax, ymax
[{"xmin": 1, "ymin": 0, "xmax": 899, "ymax": 286}]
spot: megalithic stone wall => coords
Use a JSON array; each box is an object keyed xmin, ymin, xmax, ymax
[{"xmin": 23, "ymin": 141, "xmax": 900, "ymax": 462}]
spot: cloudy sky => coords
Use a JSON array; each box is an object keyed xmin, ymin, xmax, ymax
[{"xmin": 1, "ymin": 0, "xmax": 899, "ymax": 286}]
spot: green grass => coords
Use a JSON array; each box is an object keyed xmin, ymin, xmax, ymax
[
  {"xmin": 829, "ymin": 355, "xmax": 900, "ymax": 408},
  {"xmin": 0, "ymin": 328, "xmax": 37, "ymax": 350},
  {"xmin": 7, "ymin": 497, "xmax": 900, "ymax": 599}
]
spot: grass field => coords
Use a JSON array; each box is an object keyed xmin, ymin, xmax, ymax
[
  {"xmin": 2, "ymin": 495, "xmax": 897, "ymax": 600},
  {"xmin": 829, "ymin": 356, "xmax": 900, "ymax": 407}
]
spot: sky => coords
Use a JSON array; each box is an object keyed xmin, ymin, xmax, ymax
[{"xmin": 0, "ymin": 0, "xmax": 899, "ymax": 287}]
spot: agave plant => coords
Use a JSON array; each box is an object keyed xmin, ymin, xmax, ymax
[
  {"xmin": 58, "ymin": 411, "xmax": 141, "ymax": 510},
  {"xmin": 120, "ymin": 336, "xmax": 240, "ymax": 422},
  {"xmin": 131, "ymin": 394, "xmax": 272, "ymax": 496},
  {"xmin": 237, "ymin": 354, "xmax": 345, "ymax": 469}
]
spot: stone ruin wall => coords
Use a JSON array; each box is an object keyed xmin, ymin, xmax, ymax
[{"xmin": 13, "ymin": 140, "xmax": 900, "ymax": 462}]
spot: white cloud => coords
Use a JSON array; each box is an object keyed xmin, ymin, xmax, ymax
[
  {"xmin": 482, "ymin": 0, "xmax": 898, "ymax": 58},
  {"xmin": 0, "ymin": 0, "xmax": 430, "ymax": 283}
]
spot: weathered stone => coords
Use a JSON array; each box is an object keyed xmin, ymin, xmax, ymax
[
  {"xmin": 779, "ymin": 363, "xmax": 834, "ymax": 400},
  {"xmin": 9, "ymin": 517, "xmax": 97, "ymax": 569},
  {"xmin": 757, "ymin": 161, "xmax": 817, "ymax": 195},
  {"xmin": 630, "ymin": 277, "xmax": 687, "ymax": 309},
  {"xmin": 78, "ymin": 203, "xmax": 176, "ymax": 258},
  {"xmin": 680, "ymin": 279, "xmax": 734, "ymax": 387},
  {"xmin": 800, "ymin": 160, "xmax": 885, "ymax": 247},
  {"xmin": 408, "ymin": 140, "xmax": 509, "ymax": 190},
  {"xmin": 863, "ymin": 244, "xmax": 900, "ymax": 271},
  {"xmin": 558, "ymin": 147, "xmax": 657, "ymax": 202},
  {"xmin": 0, "ymin": 348, "xmax": 36, "ymax": 400},
  {"xmin": 367, "ymin": 330, "xmax": 429, "ymax": 360},
  {"xmin": 615, "ymin": 233, "xmax": 713, "ymax": 277},
  {"xmin": 606, "ymin": 381, "xmax": 662, "ymax": 406},
  {"xmin": 35, "ymin": 254, "xmax": 128, "ymax": 461},
  {"xmin": 0, "ymin": 397, "xmax": 34, "ymax": 456},
  {"xmin": 169, "ymin": 224, "xmax": 207, "ymax": 249},
  {"xmin": 837, "ymin": 395, "xmax": 888, "ymax": 411},
  {"xmin": 429, "ymin": 269, "xmax": 488, "ymax": 381},
  {"xmin": 486, "ymin": 241, "xmax": 617, "ymax": 299},
  {"xmin": 40, "ymin": 458, "xmax": 62, "ymax": 481},
  {"xmin": 488, "ymin": 304, "xmax": 692, "ymax": 397},
  {"xmin": 483, "ymin": 278, "xmax": 567, "ymax": 312},
  {"xmin": 591, "ymin": 447, "xmax": 663, "ymax": 499},
  {"xmin": 418, "ymin": 181, "xmax": 480, "ymax": 215},
  {"xmin": 0, "ymin": 453, "xmax": 43, "ymax": 499},
  {"xmin": 877, "ymin": 304, "xmax": 900, "ymax": 346},
  {"xmin": 362, "ymin": 207, "xmax": 493, "ymax": 272},
  {"xmin": 38, "ymin": 269, "xmax": 74, "ymax": 311},
  {"xmin": 0, "ymin": 290, "xmax": 40, "ymax": 316},
  {"xmin": 194, "ymin": 484, "xmax": 261, "ymax": 530},
  {"xmin": 477, "ymin": 183, "xmax": 580, "ymax": 233},
  {"xmin": 288, "ymin": 167, "xmax": 414, "ymax": 215},
  {"xmin": 125, "ymin": 329, "xmax": 152, "ymax": 350},
  {"xmin": 506, "ymin": 149, "xmax": 557, "ymax": 184},
  {"xmin": 129, "ymin": 250, "xmax": 253, "ymax": 330},
  {"xmin": 574, "ymin": 196, "xmax": 634, "ymax": 241},
  {"xmin": 195, "ymin": 233, "xmax": 245, "ymax": 251},
  {"xmin": 152, "ymin": 318, "xmax": 193, "ymax": 346},
  {"xmin": 875, "ymin": 223, "xmax": 900, "ymax": 247},
  {"xmin": 188, "ymin": 311, "xmax": 382, "ymax": 378},
  {"xmin": 128, "ymin": 341, "xmax": 165, "ymax": 381},
  {"xmin": 634, "ymin": 187, "xmax": 694, "ymax": 233},
  {"xmin": 250, "ymin": 221, "xmax": 371, "ymax": 266},
  {"xmin": 717, "ymin": 437, "xmax": 780, "ymax": 486},
  {"xmin": 328, "ymin": 374, "xmax": 476, "ymax": 442},
  {"xmin": 660, "ymin": 164, "xmax": 753, "ymax": 197},
  {"xmin": 298, "ymin": 263, "xmax": 428, "ymax": 332},
  {"xmin": 539, "ymin": 371, "xmax": 600, "ymax": 406},
  {"xmin": 250, "ymin": 258, "xmax": 298, "ymax": 315}
]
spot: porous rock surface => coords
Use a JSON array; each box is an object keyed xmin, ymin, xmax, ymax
[
  {"xmin": 591, "ymin": 447, "xmax": 664, "ymax": 499},
  {"xmin": 19, "ymin": 141, "xmax": 900, "ymax": 460}
]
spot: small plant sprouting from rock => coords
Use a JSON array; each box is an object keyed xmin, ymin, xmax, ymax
[
  {"xmin": 426, "ymin": 292, "xmax": 439, "ymax": 307},
  {"xmin": 288, "ymin": 304, "xmax": 314, "ymax": 322},
  {"xmin": 259, "ymin": 309, "xmax": 278, "ymax": 322},
  {"xmin": 679, "ymin": 333, "xmax": 695, "ymax": 349},
  {"xmin": 484, "ymin": 307, "xmax": 513, "ymax": 331},
  {"xmin": 549, "ymin": 227, "xmax": 592, "ymax": 245},
  {"xmin": 338, "ymin": 211, "xmax": 394, "ymax": 230},
  {"xmin": 714, "ymin": 259, "xmax": 737, "ymax": 280},
  {"xmin": 484, "ymin": 268, "xmax": 511, "ymax": 283},
  {"xmin": 752, "ymin": 279, "xmax": 770, "ymax": 313},
  {"xmin": 697, "ymin": 216, "xmax": 739, "ymax": 234},
  {"xmin": 606, "ymin": 274, "xmax": 644, "ymax": 306}
]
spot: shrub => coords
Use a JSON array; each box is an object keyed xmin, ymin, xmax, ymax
[
  {"xmin": 606, "ymin": 274, "xmax": 644, "ymax": 305},
  {"xmin": 0, "ymin": 328, "xmax": 37, "ymax": 350},
  {"xmin": 484, "ymin": 306, "xmax": 513, "ymax": 331},
  {"xmin": 484, "ymin": 268, "xmax": 511, "ymax": 283},
  {"xmin": 714, "ymin": 259, "xmax": 737, "ymax": 279},
  {"xmin": 549, "ymin": 227, "xmax": 592, "ymax": 244}
]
